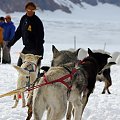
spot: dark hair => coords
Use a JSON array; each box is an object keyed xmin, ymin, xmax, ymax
[
  {"xmin": 25, "ymin": 2, "xmax": 36, "ymax": 9},
  {"xmin": 0, "ymin": 17, "xmax": 5, "ymax": 21}
]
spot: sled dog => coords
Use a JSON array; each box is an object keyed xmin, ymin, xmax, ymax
[
  {"xmin": 33, "ymin": 48, "xmax": 111, "ymax": 120},
  {"xmin": 12, "ymin": 53, "xmax": 41, "ymax": 108},
  {"xmin": 96, "ymin": 62, "xmax": 116, "ymax": 94},
  {"xmin": 77, "ymin": 48, "xmax": 115, "ymax": 94},
  {"xmin": 26, "ymin": 45, "xmax": 80, "ymax": 120}
]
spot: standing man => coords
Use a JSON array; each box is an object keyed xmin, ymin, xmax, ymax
[
  {"xmin": 7, "ymin": 2, "xmax": 45, "ymax": 67},
  {"xmin": 2, "ymin": 15, "xmax": 15, "ymax": 64}
]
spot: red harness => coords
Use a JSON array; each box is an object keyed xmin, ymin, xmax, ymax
[
  {"xmin": 26, "ymin": 60, "xmax": 86, "ymax": 92},
  {"xmin": 26, "ymin": 68, "xmax": 77, "ymax": 91},
  {"xmin": 43, "ymin": 68, "xmax": 77, "ymax": 89}
]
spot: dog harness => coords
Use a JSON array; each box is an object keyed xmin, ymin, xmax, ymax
[
  {"xmin": 22, "ymin": 61, "xmax": 38, "ymax": 89},
  {"xmin": 42, "ymin": 61, "xmax": 86, "ymax": 90},
  {"xmin": 26, "ymin": 60, "xmax": 86, "ymax": 91},
  {"xmin": 43, "ymin": 68, "xmax": 77, "ymax": 89},
  {"xmin": 26, "ymin": 68, "xmax": 77, "ymax": 91}
]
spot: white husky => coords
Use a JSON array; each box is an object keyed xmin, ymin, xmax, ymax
[{"xmin": 12, "ymin": 53, "xmax": 41, "ymax": 108}]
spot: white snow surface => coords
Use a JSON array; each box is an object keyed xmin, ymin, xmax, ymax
[{"xmin": 0, "ymin": 4, "xmax": 120, "ymax": 120}]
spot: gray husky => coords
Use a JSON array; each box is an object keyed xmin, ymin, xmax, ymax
[
  {"xmin": 32, "ymin": 48, "xmax": 111, "ymax": 120},
  {"xmin": 26, "ymin": 45, "xmax": 80, "ymax": 120}
]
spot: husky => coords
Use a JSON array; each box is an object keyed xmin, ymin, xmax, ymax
[
  {"xmin": 26, "ymin": 45, "xmax": 80, "ymax": 120},
  {"xmin": 12, "ymin": 53, "xmax": 41, "ymax": 108},
  {"xmin": 32, "ymin": 48, "xmax": 111, "ymax": 120},
  {"xmin": 77, "ymin": 48, "xmax": 115, "ymax": 94},
  {"xmin": 96, "ymin": 62, "xmax": 116, "ymax": 94}
]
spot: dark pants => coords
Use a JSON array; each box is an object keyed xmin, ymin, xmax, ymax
[
  {"xmin": 0, "ymin": 44, "xmax": 3, "ymax": 63},
  {"xmin": 2, "ymin": 41, "xmax": 11, "ymax": 64},
  {"xmin": 17, "ymin": 46, "xmax": 44, "ymax": 66}
]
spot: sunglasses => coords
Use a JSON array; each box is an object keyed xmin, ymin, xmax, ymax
[{"xmin": 26, "ymin": 9, "xmax": 36, "ymax": 12}]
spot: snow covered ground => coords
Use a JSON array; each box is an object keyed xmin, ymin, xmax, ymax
[{"xmin": 0, "ymin": 3, "xmax": 120, "ymax": 120}]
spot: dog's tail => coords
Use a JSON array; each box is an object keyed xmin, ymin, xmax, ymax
[
  {"xmin": 99, "ymin": 62, "xmax": 116, "ymax": 74},
  {"xmin": 104, "ymin": 62, "xmax": 116, "ymax": 69}
]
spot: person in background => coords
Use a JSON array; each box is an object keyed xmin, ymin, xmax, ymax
[
  {"xmin": 0, "ymin": 26, "xmax": 3, "ymax": 47},
  {"xmin": 7, "ymin": 2, "xmax": 44, "ymax": 73},
  {"xmin": 2, "ymin": 15, "xmax": 15, "ymax": 64},
  {"xmin": 0, "ymin": 17, "xmax": 5, "ymax": 63},
  {"xmin": 0, "ymin": 17, "xmax": 5, "ymax": 47}
]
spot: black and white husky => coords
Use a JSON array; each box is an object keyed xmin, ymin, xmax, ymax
[{"xmin": 96, "ymin": 62, "xmax": 116, "ymax": 94}]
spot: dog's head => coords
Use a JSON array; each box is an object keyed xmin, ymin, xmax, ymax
[
  {"xmin": 13, "ymin": 64, "xmax": 38, "ymax": 87},
  {"xmin": 13, "ymin": 65, "xmax": 34, "ymax": 87},
  {"xmin": 88, "ymin": 48, "xmax": 111, "ymax": 72},
  {"xmin": 20, "ymin": 53, "xmax": 42, "ymax": 65},
  {"xmin": 51, "ymin": 45, "xmax": 80, "ymax": 66},
  {"xmin": 13, "ymin": 53, "xmax": 42, "ymax": 87}
]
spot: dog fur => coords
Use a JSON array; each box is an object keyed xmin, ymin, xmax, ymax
[
  {"xmin": 32, "ymin": 48, "xmax": 111, "ymax": 120},
  {"xmin": 12, "ymin": 53, "xmax": 41, "ymax": 108}
]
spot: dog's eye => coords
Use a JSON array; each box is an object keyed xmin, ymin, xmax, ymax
[{"xmin": 26, "ymin": 76, "xmax": 29, "ymax": 79}]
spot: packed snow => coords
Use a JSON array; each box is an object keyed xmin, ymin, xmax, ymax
[{"xmin": 0, "ymin": 3, "xmax": 120, "ymax": 120}]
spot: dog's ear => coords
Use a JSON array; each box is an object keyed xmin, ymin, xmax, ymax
[
  {"xmin": 52, "ymin": 45, "xmax": 60, "ymax": 58},
  {"xmin": 105, "ymin": 54, "xmax": 112, "ymax": 58},
  {"xmin": 13, "ymin": 65, "xmax": 29, "ymax": 75},
  {"xmin": 13, "ymin": 65, "xmax": 21, "ymax": 71},
  {"xmin": 88, "ymin": 48, "xmax": 93, "ymax": 56},
  {"xmin": 20, "ymin": 53, "xmax": 25, "ymax": 61},
  {"xmin": 41, "ymin": 66, "xmax": 50, "ymax": 72},
  {"xmin": 35, "ymin": 55, "xmax": 42, "ymax": 60},
  {"xmin": 74, "ymin": 48, "xmax": 80, "ymax": 56}
]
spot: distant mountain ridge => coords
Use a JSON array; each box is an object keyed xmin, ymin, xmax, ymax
[{"xmin": 0, "ymin": 0, "xmax": 120, "ymax": 13}]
